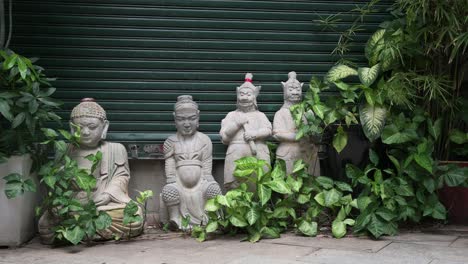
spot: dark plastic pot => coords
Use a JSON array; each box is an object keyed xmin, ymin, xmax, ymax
[
  {"xmin": 319, "ymin": 124, "xmax": 371, "ymax": 182},
  {"xmin": 438, "ymin": 161, "xmax": 468, "ymax": 225}
]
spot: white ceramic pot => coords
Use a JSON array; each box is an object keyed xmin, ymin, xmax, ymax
[{"xmin": 0, "ymin": 155, "xmax": 39, "ymax": 246}]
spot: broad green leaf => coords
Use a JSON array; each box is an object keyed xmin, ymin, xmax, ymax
[
  {"xmin": 369, "ymin": 149, "xmax": 379, "ymax": 166},
  {"xmin": 258, "ymin": 185, "xmax": 272, "ymax": 206},
  {"xmin": 323, "ymin": 189, "xmax": 342, "ymax": 207},
  {"xmin": 75, "ymin": 171, "xmax": 97, "ymax": 192},
  {"xmin": 42, "ymin": 128, "xmax": 58, "ymax": 138},
  {"xmin": 260, "ymin": 227, "xmax": 280, "ymax": 238},
  {"xmin": 414, "ymin": 154, "xmax": 433, "ymax": 173},
  {"xmin": 332, "ymin": 220, "xmax": 347, "ymax": 238},
  {"xmin": 123, "ymin": 200, "xmax": 142, "ymax": 225},
  {"xmin": 12, "ymin": 112, "xmax": 26, "ymax": 128},
  {"xmin": 297, "ymin": 220, "xmax": 317, "ymax": 236},
  {"xmin": 265, "ymin": 180, "xmax": 292, "ymax": 194},
  {"xmin": 43, "ymin": 175, "xmax": 57, "ymax": 189},
  {"xmin": 0, "ymin": 100, "xmax": 13, "ymax": 121},
  {"xmin": 95, "ymin": 212, "xmax": 112, "ymax": 230},
  {"xmin": 356, "ymin": 196, "xmax": 372, "ymax": 211},
  {"xmin": 205, "ymin": 198, "xmax": 219, "ymax": 212},
  {"xmin": 245, "ymin": 207, "xmax": 260, "ymax": 225},
  {"xmin": 312, "ymin": 104, "xmax": 328, "ymax": 120},
  {"xmin": 17, "ymin": 57, "xmax": 28, "ymax": 79},
  {"xmin": 381, "ymin": 125, "xmax": 417, "ymax": 144},
  {"xmin": 38, "ymin": 97, "xmax": 62, "ymax": 107},
  {"xmin": 205, "ymin": 221, "xmax": 218, "ymax": 233},
  {"xmin": 297, "ymin": 193, "xmax": 311, "ymax": 204},
  {"xmin": 4, "ymin": 54, "xmax": 18, "ymax": 70},
  {"xmin": 431, "ymin": 201, "xmax": 447, "ymax": 220},
  {"xmin": 336, "ymin": 206, "xmax": 347, "ymax": 221},
  {"xmin": 343, "ymin": 218, "xmax": 355, "ymax": 226},
  {"xmin": 449, "ymin": 129, "xmax": 467, "ymax": 144},
  {"xmin": 316, "ymin": 176, "xmax": 334, "ymax": 189},
  {"xmin": 216, "ymin": 195, "xmax": 230, "ymax": 207},
  {"xmin": 229, "ymin": 214, "xmax": 248, "ymax": 227},
  {"xmin": 248, "ymin": 232, "xmax": 261, "ymax": 243},
  {"xmin": 428, "ymin": 118, "xmax": 442, "ymax": 140},
  {"xmin": 292, "ymin": 159, "xmax": 306, "ymax": 173},
  {"xmin": 358, "ymin": 64, "xmax": 381, "ymax": 87},
  {"xmin": 314, "ymin": 192, "xmax": 325, "ymax": 206},
  {"xmin": 365, "ymin": 29, "xmax": 386, "ymax": 65},
  {"xmin": 442, "ymin": 167, "xmax": 468, "ymax": 187},
  {"xmin": 333, "ymin": 126, "xmax": 348, "ymax": 153},
  {"xmin": 367, "ymin": 214, "xmax": 385, "ymax": 238},
  {"xmin": 359, "ymin": 103, "xmax": 386, "ymax": 142},
  {"xmin": 335, "ymin": 182, "xmax": 353, "ymax": 192},
  {"xmin": 325, "ymin": 65, "xmax": 358, "ymax": 83},
  {"xmin": 423, "ymin": 177, "xmax": 436, "ymax": 192},
  {"xmin": 64, "ymin": 226, "xmax": 85, "ymax": 245},
  {"xmin": 375, "ymin": 208, "xmax": 396, "ymax": 222},
  {"xmin": 287, "ymin": 176, "xmax": 303, "ymax": 192}
]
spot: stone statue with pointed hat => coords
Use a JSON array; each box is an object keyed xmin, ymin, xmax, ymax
[
  {"xmin": 38, "ymin": 98, "xmax": 143, "ymax": 244},
  {"xmin": 220, "ymin": 73, "xmax": 272, "ymax": 190},
  {"xmin": 273, "ymin": 72, "xmax": 320, "ymax": 176},
  {"xmin": 160, "ymin": 95, "xmax": 222, "ymax": 229}
]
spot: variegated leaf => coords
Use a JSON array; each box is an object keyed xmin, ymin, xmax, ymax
[
  {"xmin": 359, "ymin": 103, "xmax": 387, "ymax": 142},
  {"xmin": 325, "ymin": 65, "xmax": 358, "ymax": 83},
  {"xmin": 358, "ymin": 64, "xmax": 381, "ymax": 87}
]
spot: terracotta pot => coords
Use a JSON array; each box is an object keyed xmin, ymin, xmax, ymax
[{"xmin": 438, "ymin": 161, "xmax": 468, "ymax": 225}]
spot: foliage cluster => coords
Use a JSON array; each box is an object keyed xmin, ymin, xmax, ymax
[
  {"xmin": 191, "ymin": 157, "xmax": 357, "ymax": 242},
  {"xmin": 0, "ymin": 49, "xmax": 60, "ymax": 156}
]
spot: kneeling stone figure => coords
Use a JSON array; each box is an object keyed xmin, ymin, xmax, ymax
[{"xmin": 161, "ymin": 95, "xmax": 222, "ymax": 229}]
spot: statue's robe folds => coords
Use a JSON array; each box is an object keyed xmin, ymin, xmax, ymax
[
  {"xmin": 273, "ymin": 105, "xmax": 320, "ymax": 176},
  {"xmin": 162, "ymin": 132, "xmax": 221, "ymax": 226},
  {"xmin": 220, "ymin": 110, "xmax": 272, "ymax": 188},
  {"xmin": 38, "ymin": 142, "xmax": 143, "ymax": 244}
]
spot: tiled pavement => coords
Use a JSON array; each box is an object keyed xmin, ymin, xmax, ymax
[{"xmin": 1, "ymin": 226, "xmax": 467, "ymax": 264}]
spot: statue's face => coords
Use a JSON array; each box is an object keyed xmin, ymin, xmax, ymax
[
  {"xmin": 286, "ymin": 83, "xmax": 302, "ymax": 103},
  {"xmin": 174, "ymin": 107, "xmax": 199, "ymax": 137},
  {"xmin": 237, "ymin": 88, "xmax": 255, "ymax": 109},
  {"xmin": 71, "ymin": 117, "xmax": 109, "ymax": 148}
]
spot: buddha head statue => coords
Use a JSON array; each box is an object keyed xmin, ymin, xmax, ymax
[
  {"xmin": 70, "ymin": 98, "xmax": 109, "ymax": 148},
  {"xmin": 236, "ymin": 73, "xmax": 261, "ymax": 112},
  {"xmin": 174, "ymin": 95, "xmax": 200, "ymax": 137},
  {"xmin": 281, "ymin": 71, "xmax": 303, "ymax": 104}
]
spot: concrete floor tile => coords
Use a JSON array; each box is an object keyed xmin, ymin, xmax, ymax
[
  {"xmin": 449, "ymin": 238, "xmax": 468, "ymax": 248},
  {"xmin": 261, "ymin": 233, "xmax": 391, "ymax": 253},
  {"xmin": 378, "ymin": 242, "xmax": 468, "ymax": 263},
  {"xmin": 300, "ymin": 248, "xmax": 430, "ymax": 264},
  {"xmin": 380, "ymin": 232, "xmax": 458, "ymax": 247}
]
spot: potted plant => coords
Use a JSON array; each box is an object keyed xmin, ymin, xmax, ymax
[{"xmin": 0, "ymin": 49, "xmax": 60, "ymax": 245}]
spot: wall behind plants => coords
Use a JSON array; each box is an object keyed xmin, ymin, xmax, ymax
[{"xmin": 10, "ymin": 0, "xmax": 391, "ymax": 158}]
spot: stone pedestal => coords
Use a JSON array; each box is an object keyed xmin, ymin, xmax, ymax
[{"xmin": 0, "ymin": 155, "xmax": 39, "ymax": 246}]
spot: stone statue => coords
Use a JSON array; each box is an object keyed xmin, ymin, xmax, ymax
[
  {"xmin": 220, "ymin": 73, "xmax": 272, "ymax": 190},
  {"xmin": 161, "ymin": 95, "xmax": 222, "ymax": 229},
  {"xmin": 273, "ymin": 72, "xmax": 320, "ymax": 176},
  {"xmin": 38, "ymin": 98, "xmax": 143, "ymax": 244}
]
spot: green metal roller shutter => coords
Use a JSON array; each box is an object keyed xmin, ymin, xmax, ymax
[{"xmin": 10, "ymin": 0, "xmax": 391, "ymax": 159}]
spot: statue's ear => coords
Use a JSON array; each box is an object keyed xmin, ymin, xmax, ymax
[
  {"xmin": 300, "ymin": 82, "xmax": 304, "ymax": 88},
  {"xmin": 281, "ymin": 81, "xmax": 286, "ymax": 88},
  {"xmin": 101, "ymin": 120, "xmax": 110, "ymax": 140}
]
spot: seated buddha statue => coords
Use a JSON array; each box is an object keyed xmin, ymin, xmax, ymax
[
  {"xmin": 161, "ymin": 95, "xmax": 222, "ymax": 229},
  {"xmin": 38, "ymin": 98, "xmax": 143, "ymax": 244}
]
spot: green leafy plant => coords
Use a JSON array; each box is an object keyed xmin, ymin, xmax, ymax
[
  {"xmin": 121, "ymin": 189, "xmax": 153, "ymax": 239},
  {"xmin": 0, "ymin": 49, "xmax": 61, "ymax": 156},
  {"xmin": 37, "ymin": 127, "xmax": 112, "ymax": 245},
  {"xmin": 191, "ymin": 157, "xmax": 357, "ymax": 242},
  {"xmin": 347, "ymin": 111, "xmax": 468, "ymax": 238},
  {"xmin": 2, "ymin": 172, "xmax": 36, "ymax": 199}
]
